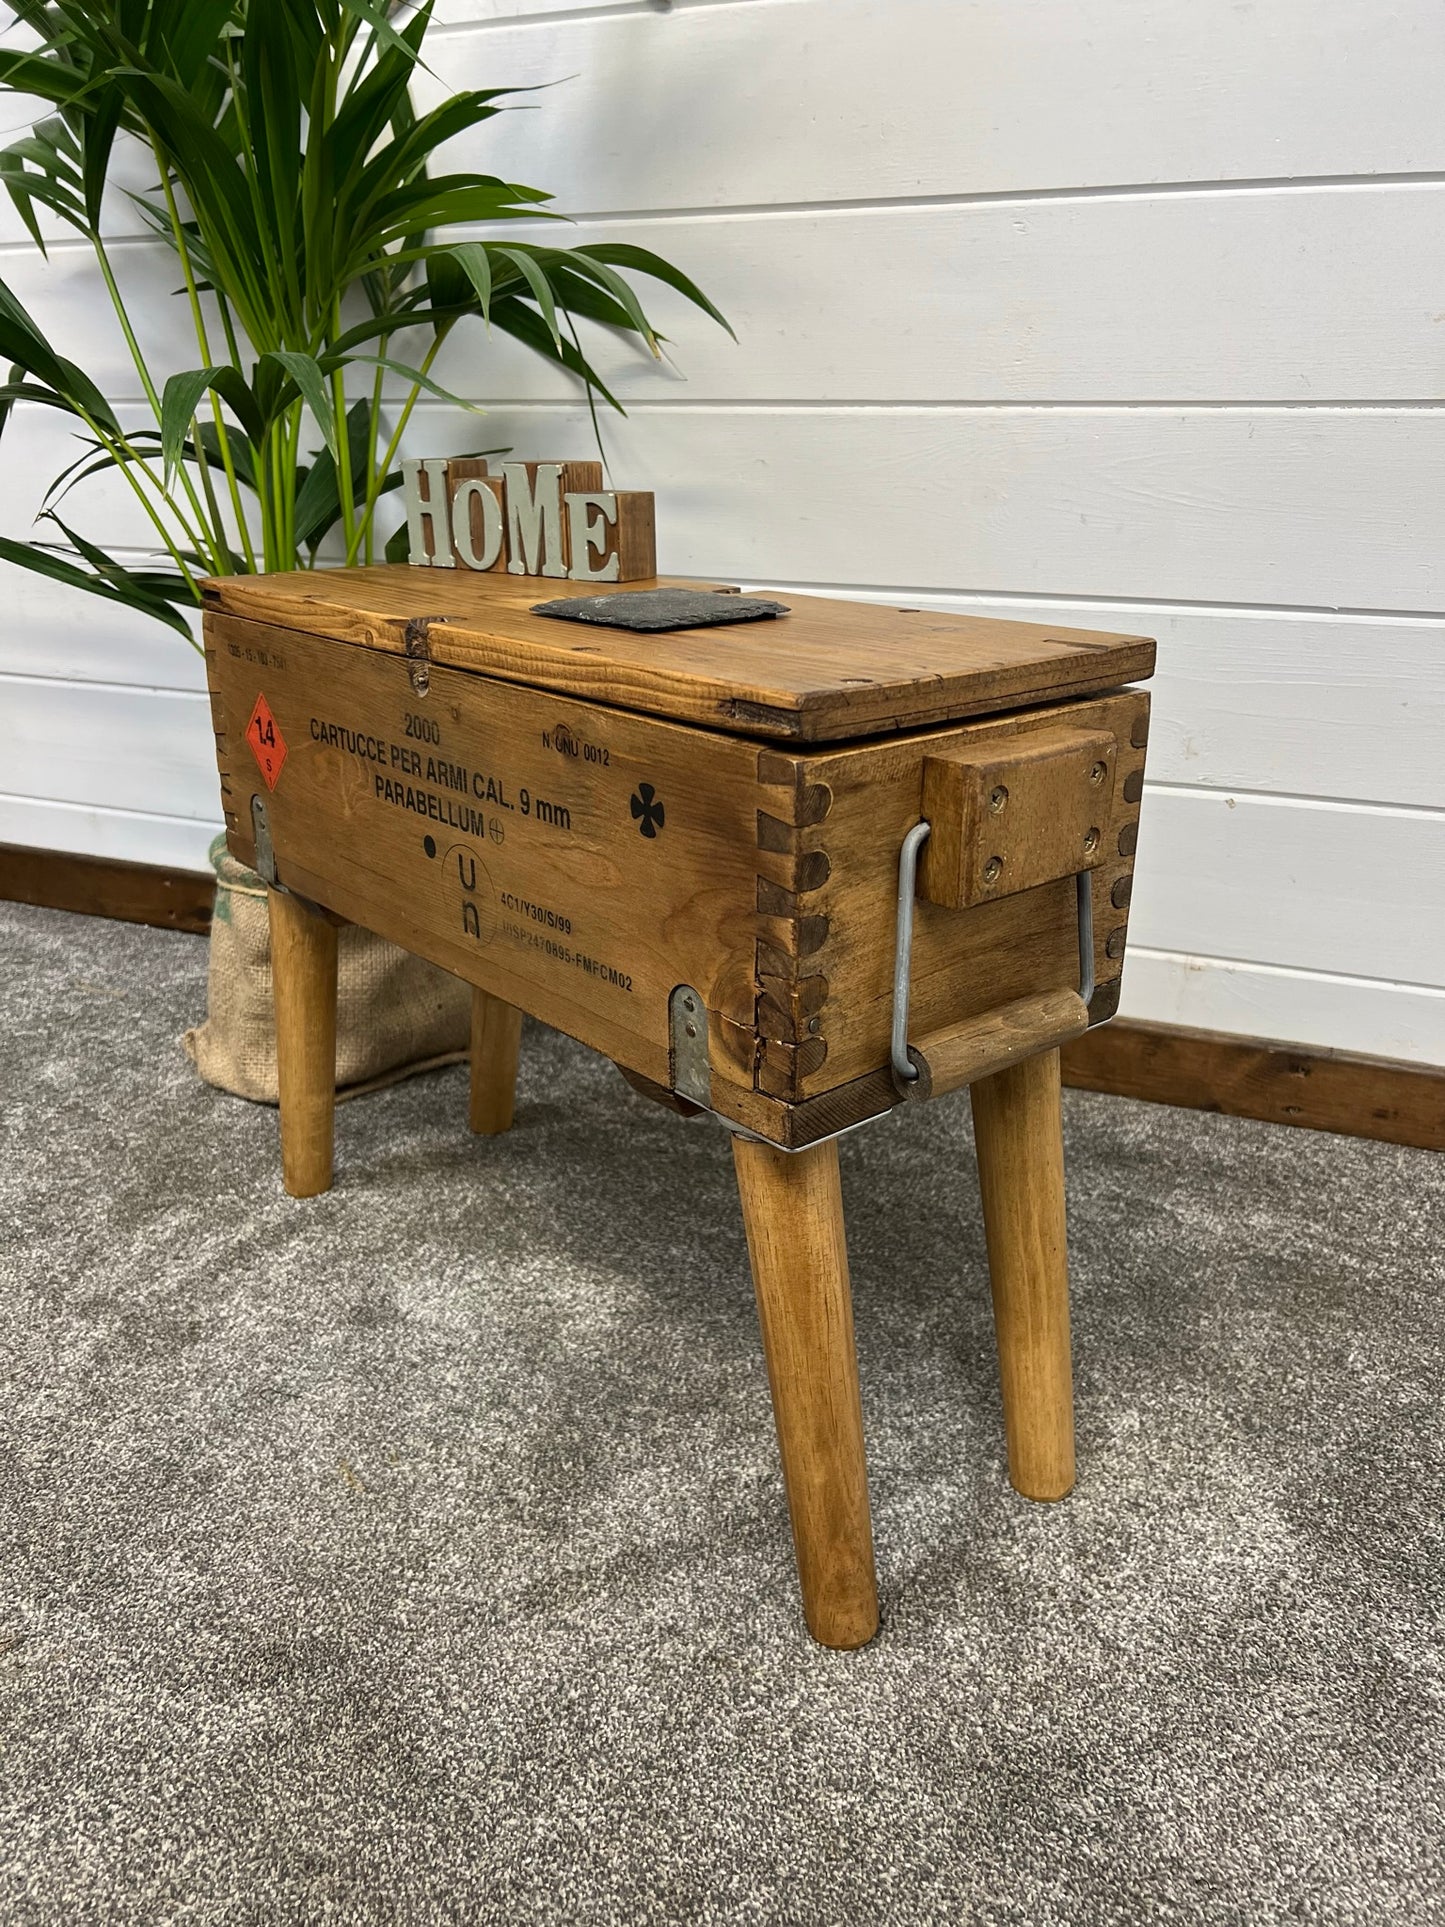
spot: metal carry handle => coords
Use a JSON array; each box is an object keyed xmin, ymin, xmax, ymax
[{"xmin": 890, "ymin": 820, "xmax": 1095, "ymax": 1099}]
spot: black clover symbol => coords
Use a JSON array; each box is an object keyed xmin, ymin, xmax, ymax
[{"xmin": 630, "ymin": 783, "xmax": 665, "ymax": 838}]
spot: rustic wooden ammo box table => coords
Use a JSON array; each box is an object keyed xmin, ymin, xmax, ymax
[{"xmin": 202, "ymin": 563, "xmax": 1154, "ymax": 1650}]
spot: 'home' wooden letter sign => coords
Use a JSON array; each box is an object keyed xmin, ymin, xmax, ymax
[{"xmin": 402, "ymin": 456, "xmax": 656, "ymax": 582}]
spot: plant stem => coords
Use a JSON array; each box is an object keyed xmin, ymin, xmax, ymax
[
  {"xmin": 91, "ymin": 233, "xmax": 222, "ymax": 573},
  {"xmin": 350, "ymin": 336, "xmax": 445, "ymax": 565},
  {"xmin": 285, "ymin": 409, "xmax": 301, "ymax": 561},
  {"xmin": 260, "ymin": 428, "xmax": 280, "ymax": 572},
  {"xmin": 331, "ymin": 323, "xmax": 356, "ymax": 557},
  {"xmin": 79, "ymin": 416, "xmax": 204, "ymax": 597},
  {"xmin": 151, "ymin": 139, "xmax": 258, "ymax": 573},
  {"xmin": 216, "ymin": 289, "xmax": 246, "ymax": 374},
  {"xmin": 364, "ymin": 332, "xmax": 389, "ymax": 566}
]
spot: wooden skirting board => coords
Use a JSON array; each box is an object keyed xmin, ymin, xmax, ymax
[
  {"xmin": 0, "ymin": 841, "xmax": 215, "ymax": 936},
  {"xmin": 2, "ymin": 843, "xmax": 1439, "ymax": 1152},
  {"xmin": 1060, "ymin": 1021, "xmax": 1442, "ymax": 1154}
]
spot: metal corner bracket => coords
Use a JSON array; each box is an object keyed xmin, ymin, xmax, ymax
[
  {"xmin": 668, "ymin": 984, "xmax": 711, "ymax": 1107},
  {"xmin": 250, "ymin": 793, "xmax": 281, "ymax": 889}
]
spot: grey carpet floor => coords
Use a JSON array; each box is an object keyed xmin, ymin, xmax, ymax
[{"xmin": 1, "ymin": 900, "xmax": 1442, "ymax": 1927}]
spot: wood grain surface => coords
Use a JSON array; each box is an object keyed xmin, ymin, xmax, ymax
[
  {"xmin": 919, "ymin": 726, "xmax": 1117, "ymax": 911},
  {"xmin": 206, "ymin": 608, "xmax": 768, "ymax": 1118},
  {"xmin": 902, "ymin": 989, "xmax": 1090, "ymax": 1104},
  {"xmin": 754, "ymin": 688, "xmax": 1148, "ymax": 1103},
  {"xmin": 202, "ymin": 564, "xmax": 1154, "ymax": 744},
  {"xmin": 204, "ymin": 601, "xmax": 1148, "ymax": 1144},
  {"xmin": 971, "ymin": 1048, "xmax": 1076, "ymax": 1503},
  {"xmin": 267, "ymin": 885, "xmax": 338, "ymax": 1198},
  {"xmin": 0, "ymin": 841, "xmax": 214, "ymax": 933},
  {"xmin": 469, "ymin": 988, "xmax": 525, "ymax": 1136},
  {"xmin": 1061, "ymin": 1021, "xmax": 1445, "ymax": 1153},
  {"xmin": 731, "ymin": 1134, "xmax": 878, "ymax": 1650}
]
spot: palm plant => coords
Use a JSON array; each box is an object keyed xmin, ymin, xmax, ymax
[{"xmin": 0, "ymin": 0, "xmax": 727, "ymax": 639}]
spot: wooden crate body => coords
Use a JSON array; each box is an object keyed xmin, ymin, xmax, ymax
[{"xmin": 205, "ymin": 596, "xmax": 1148, "ymax": 1148}]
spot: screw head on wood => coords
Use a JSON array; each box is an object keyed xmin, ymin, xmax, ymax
[
  {"xmin": 1082, "ymin": 828, "xmax": 1099, "ymax": 854},
  {"xmin": 983, "ymin": 856, "xmax": 1004, "ymax": 883},
  {"xmin": 1089, "ymin": 761, "xmax": 1108, "ymax": 785},
  {"xmin": 989, "ymin": 785, "xmax": 1008, "ymax": 813}
]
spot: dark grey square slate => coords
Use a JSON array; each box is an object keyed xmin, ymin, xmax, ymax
[{"xmin": 531, "ymin": 588, "xmax": 791, "ymax": 633}]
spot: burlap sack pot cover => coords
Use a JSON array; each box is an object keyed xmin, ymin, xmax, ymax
[{"xmin": 184, "ymin": 836, "xmax": 472, "ymax": 1103}]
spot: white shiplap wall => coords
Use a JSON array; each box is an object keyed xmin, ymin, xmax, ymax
[{"xmin": 3, "ymin": 0, "xmax": 1443, "ymax": 1064}]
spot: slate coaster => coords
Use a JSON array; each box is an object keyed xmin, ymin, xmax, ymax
[{"xmin": 531, "ymin": 588, "xmax": 790, "ymax": 633}]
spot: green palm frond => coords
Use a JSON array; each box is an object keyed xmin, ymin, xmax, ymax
[{"xmin": 0, "ymin": 0, "xmax": 730, "ymax": 634}]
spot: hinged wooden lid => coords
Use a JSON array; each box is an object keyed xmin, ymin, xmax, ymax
[{"xmin": 202, "ymin": 564, "xmax": 1155, "ymax": 743}]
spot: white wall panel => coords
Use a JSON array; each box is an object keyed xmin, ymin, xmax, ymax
[
  {"xmin": 1118, "ymin": 951, "xmax": 1445, "ymax": 1068},
  {"xmin": 1, "ymin": 676, "xmax": 219, "ymax": 821},
  {"xmin": 419, "ymin": 400, "xmax": 1445, "ymax": 612},
  {"xmin": 434, "ymin": 0, "xmax": 646, "ymax": 20},
  {"xmin": 19, "ymin": 185, "xmax": 1445, "ymax": 408},
  {"xmin": 0, "ymin": 794, "xmax": 219, "ymax": 873},
  {"xmin": 0, "ymin": 570, "xmax": 203, "ymax": 688},
  {"xmin": 1130, "ymin": 788, "xmax": 1445, "ymax": 990},
  {"xmin": 0, "ymin": 236, "xmax": 202, "ymax": 397},
  {"xmin": 424, "ymin": 0, "xmax": 1445, "ymax": 210},
  {"xmin": 438, "ymin": 186, "xmax": 1445, "ymax": 405},
  {"xmin": 0, "ymin": 403, "xmax": 247, "ymax": 558}
]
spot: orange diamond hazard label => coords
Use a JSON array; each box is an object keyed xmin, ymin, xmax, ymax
[{"xmin": 245, "ymin": 692, "xmax": 287, "ymax": 790}]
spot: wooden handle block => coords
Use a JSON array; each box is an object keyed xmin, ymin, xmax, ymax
[
  {"xmin": 900, "ymin": 987, "xmax": 1089, "ymax": 1102},
  {"xmin": 919, "ymin": 726, "xmax": 1117, "ymax": 909}
]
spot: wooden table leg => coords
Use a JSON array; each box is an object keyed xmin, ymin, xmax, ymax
[
  {"xmin": 267, "ymin": 886, "xmax": 337, "ymax": 1199},
  {"xmin": 970, "ymin": 1045, "xmax": 1076, "ymax": 1501},
  {"xmin": 469, "ymin": 988, "xmax": 524, "ymax": 1137},
  {"xmin": 731, "ymin": 1135, "xmax": 879, "ymax": 1650}
]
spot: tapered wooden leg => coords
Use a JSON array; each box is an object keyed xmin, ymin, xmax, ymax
[
  {"xmin": 267, "ymin": 886, "xmax": 337, "ymax": 1199},
  {"xmin": 970, "ymin": 1046, "xmax": 1076, "ymax": 1501},
  {"xmin": 469, "ymin": 988, "xmax": 524, "ymax": 1136},
  {"xmin": 732, "ymin": 1135, "xmax": 878, "ymax": 1650}
]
